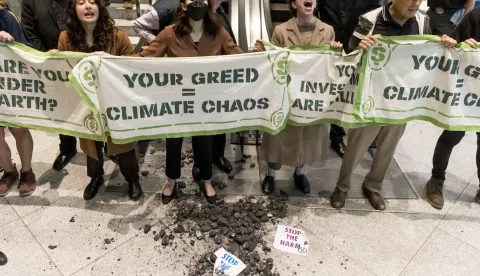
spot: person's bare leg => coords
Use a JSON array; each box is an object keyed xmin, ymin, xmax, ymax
[
  {"xmin": 8, "ymin": 128, "xmax": 33, "ymax": 172},
  {"xmin": 0, "ymin": 128, "xmax": 14, "ymax": 172}
]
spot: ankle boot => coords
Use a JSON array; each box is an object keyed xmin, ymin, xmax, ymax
[
  {"xmin": 128, "ymin": 180, "xmax": 143, "ymax": 201},
  {"xmin": 83, "ymin": 177, "xmax": 104, "ymax": 200},
  {"xmin": 426, "ymin": 177, "xmax": 445, "ymax": 209}
]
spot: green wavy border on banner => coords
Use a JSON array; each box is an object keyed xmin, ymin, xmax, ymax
[
  {"xmin": 0, "ymin": 42, "xmax": 104, "ymax": 141},
  {"xmin": 68, "ymin": 51, "xmax": 290, "ymax": 145},
  {"xmin": 355, "ymin": 34, "xmax": 480, "ymax": 130}
]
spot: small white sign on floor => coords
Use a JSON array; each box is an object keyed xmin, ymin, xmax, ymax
[
  {"xmin": 273, "ymin": 225, "xmax": 309, "ymax": 256},
  {"xmin": 212, "ymin": 247, "xmax": 246, "ymax": 276}
]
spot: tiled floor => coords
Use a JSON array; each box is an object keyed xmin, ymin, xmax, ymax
[{"xmin": 1, "ymin": 121, "xmax": 480, "ymax": 276}]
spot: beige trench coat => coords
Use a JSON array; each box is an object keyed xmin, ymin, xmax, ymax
[{"xmin": 259, "ymin": 18, "xmax": 334, "ymax": 168}]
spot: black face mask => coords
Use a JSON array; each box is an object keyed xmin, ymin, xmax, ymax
[{"xmin": 186, "ymin": 1, "xmax": 208, "ymax": 21}]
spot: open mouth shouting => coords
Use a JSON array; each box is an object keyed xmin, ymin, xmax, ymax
[
  {"xmin": 302, "ymin": 0, "xmax": 314, "ymax": 12},
  {"xmin": 84, "ymin": 11, "xmax": 96, "ymax": 19}
]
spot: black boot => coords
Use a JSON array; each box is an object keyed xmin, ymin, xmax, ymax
[
  {"xmin": 213, "ymin": 156, "xmax": 233, "ymax": 173},
  {"xmin": 293, "ymin": 172, "xmax": 311, "ymax": 193},
  {"xmin": 83, "ymin": 177, "xmax": 104, "ymax": 200},
  {"xmin": 262, "ymin": 175, "xmax": 275, "ymax": 194},
  {"xmin": 128, "ymin": 180, "xmax": 143, "ymax": 201},
  {"xmin": 52, "ymin": 149, "xmax": 77, "ymax": 171}
]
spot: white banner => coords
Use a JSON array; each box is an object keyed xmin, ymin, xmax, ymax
[
  {"xmin": 0, "ymin": 43, "xmax": 103, "ymax": 140},
  {"xmin": 357, "ymin": 36, "xmax": 480, "ymax": 131},
  {"xmin": 70, "ymin": 50, "xmax": 291, "ymax": 144},
  {"xmin": 287, "ymin": 46, "xmax": 363, "ymax": 127}
]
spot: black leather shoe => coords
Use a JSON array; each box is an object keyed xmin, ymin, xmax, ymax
[
  {"xmin": 0, "ymin": 250, "xmax": 7, "ymax": 266},
  {"xmin": 330, "ymin": 188, "xmax": 347, "ymax": 209},
  {"xmin": 213, "ymin": 156, "xmax": 233, "ymax": 173},
  {"xmin": 197, "ymin": 182, "xmax": 217, "ymax": 204},
  {"xmin": 330, "ymin": 140, "xmax": 346, "ymax": 158},
  {"xmin": 262, "ymin": 175, "xmax": 275, "ymax": 194},
  {"xmin": 52, "ymin": 149, "xmax": 77, "ymax": 171},
  {"xmin": 293, "ymin": 173, "xmax": 311, "ymax": 194},
  {"xmin": 162, "ymin": 182, "xmax": 178, "ymax": 205},
  {"xmin": 362, "ymin": 184, "xmax": 386, "ymax": 210},
  {"xmin": 83, "ymin": 177, "xmax": 104, "ymax": 200},
  {"xmin": 475, "ymin": 189, "xmax": 480, "ymax": 204},
  {"xmin": 128, "ymin": 181, "xmax": 143, "ymax": 201},
  {"xmin": 192, "ymin": 166, "xmax": 201, "ymax": 182}
]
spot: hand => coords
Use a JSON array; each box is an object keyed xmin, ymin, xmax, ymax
[
  {"xmin": 359, "ymin": 35, "xmax": 377, "ymax": 50},
  {"xmin": 0, "ymin": 31, "xmax": 14, "ymax": 43},
  {"xmin": 464, "ymin": 38, "xmax": 478, "ymax": 48},
  {"xmin": 329, "ymin": 41, "xmax": 343, "ymax": 49},
  {"xmin": 440, "ymin": 35, "xmax": 457, "ymax": 48},
  {"xmin": 88, "ymin": 51, "xmax": 111, "ymax": 56},
  {"xmin": 252, "ymin": 39, "xmax": 265, "ymax": 52}
]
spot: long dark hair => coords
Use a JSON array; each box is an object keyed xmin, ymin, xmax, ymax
[
  {"xmin": 66, "ymin": 0, "xmax": 115, "ymax": 52},
  {"xmin": 173, "ymin": 0, "xmax": 221, "ymax": 37}
]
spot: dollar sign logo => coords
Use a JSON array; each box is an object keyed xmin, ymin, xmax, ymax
[
  {"xmin": 368, "ymin": 43, "xmax": 391, "ymax": 70},
  {"xmin": 371, "ymin": 46, "xmax": 386, "ymax": 65}
]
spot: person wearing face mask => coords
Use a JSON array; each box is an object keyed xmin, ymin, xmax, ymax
[
  {"xmin": 329, "ymin": 0, "xmax": 457, "ymax": 210},
  {"xmin": 132, "ymin": 0, "xmax": 243, "ymax": 204},
  {"xmin": 253, "ymin": 0, "xmax": 343, "ymax": 195},
  {"xmin": 133, "ymin": 0, "xmax": 235, "ymax": 179},
  {"xmin": 58, "ymin": 0, "xmax": 143, "ymax": 201}
]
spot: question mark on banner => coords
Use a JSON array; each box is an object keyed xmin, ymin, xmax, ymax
[{"xmin": 48, "ymin": 99, "xmax": 57, "ymax": 111}]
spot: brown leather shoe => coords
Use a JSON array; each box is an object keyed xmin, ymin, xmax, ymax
[
  {"xmin": 124, "ymin": 1, "xmax": 133, "ymax": 9},
  {"xmin": 475, "ymin": 189, "xmax": 480, "ymax": 204},
  {"xmin": 0, "ymin": 167, "xmax": 19, "ymax": 197},
  {"xmin": 425, "ymin": 177, "xmax": 445, "ymax": 209},
  {"xmin": 330, "ymin": 188, "xmax": 346, "ymax": 209},
  {"xmin": 362, "ymin": 184, "xmax": 386, "ymax": 210},
  {"xmin": 18, "ymin": 169, "xmax": 36, "ymax": 197}
]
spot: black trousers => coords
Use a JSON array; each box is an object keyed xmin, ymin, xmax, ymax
[
  {"xmin": 432, "ymin": 130, "xmax": 480, "ymax": 180},
  {"xmin": 166, "ymin": 136, "xmax": 213, "ymax": 180},
  {"xmin": 86, "ymin": 141, "xmax": 139, "ymax": 182},
  {"xmin": 212, "ymin": 134, "xmax": 226, "ymax": 159},
  {"xmin": 329, "ymin": 124, "xmax": 346, "ymax": 143},
  {"xmin": 59, "ymin": 134, "xmax": 77, "ymax": 153}
]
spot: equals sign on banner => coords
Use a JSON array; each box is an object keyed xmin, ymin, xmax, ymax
[
  {"xmin": 182, "ymin": 88, "xmax": 196, "ymax": 96},
  {"xmin": 456, "ymin": 79, "xmax": 464, "ymax": 88}
]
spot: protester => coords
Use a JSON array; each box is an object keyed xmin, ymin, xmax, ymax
[
  {"xmin": 104, "ymin": 0, "xmax": 133, "ymax": 9},
  {"xmin": 427, "ymin": 0, "xmax": 474, "ymax": 35},
  {"xmin": 0, "ymin": 1, "xmax": 36, "ymax": 197},
  {"xmin": 132, "ymin": 0, "xmax": 243, "ymax": 204},
  {"xmin": 132, "ymin": 0, "xmax": 179, "ymax": 43},
  {"xmin": 253, "ymin": 0, "xmax": 342, "ymax": 195},
  {"xmin": 425, "ymin": 6, "xmax": 480, "ymax": 209},
  {"xmin": 317, "ymin": 0, "xmax": 387, "ymax": 158},
  {"xmin": 58, "ymin": 0, "xmax": 142, "ymax": 201},
  {"xmin": 133, "ymin": 0, "xmax": 235, "ymax": 180},
  {"xmin": 21, "ymin": 0, "xmax": 78, "ymax": 171},
  {"xmin": 330, "ymin": 0, "xmax": 457, "ymax": 210}
]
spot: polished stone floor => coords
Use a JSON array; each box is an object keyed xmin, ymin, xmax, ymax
[{"xmin": 1, "ymin": 121, "xmax": 480, "ymax": 276}]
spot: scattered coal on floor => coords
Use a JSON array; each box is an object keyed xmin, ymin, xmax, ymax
[{"xmin": 159, "ymin": 193, "xmax": 289, "ymax": 276}]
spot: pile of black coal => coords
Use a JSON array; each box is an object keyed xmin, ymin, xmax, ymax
[{"xmin": 165, "ymin": 193, "xmax": 289, "ymax": 276}]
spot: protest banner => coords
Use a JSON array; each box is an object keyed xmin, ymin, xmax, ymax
[
  {"xmin": 0, "ymin": 42, "xmax": 103, "ymax": 140},
  {"xmin": 356, "ymin": 35, "xmax": 480, "ymax": 131},
  {"xmin": 287, "ymin": 45, "xmax": 364, "ymax": 128},
  {"xmin": 70, "ymin": 50, "xmax": 291, "ymax": 144}
]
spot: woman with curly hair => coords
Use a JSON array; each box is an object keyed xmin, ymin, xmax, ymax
[
  {"xmin": 0, "ymin": 0, "xmax": 36, "ymax": 198},
  {"xmin": 58, "ymin": 0, "xmax": 142, "ymax": 201}
]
